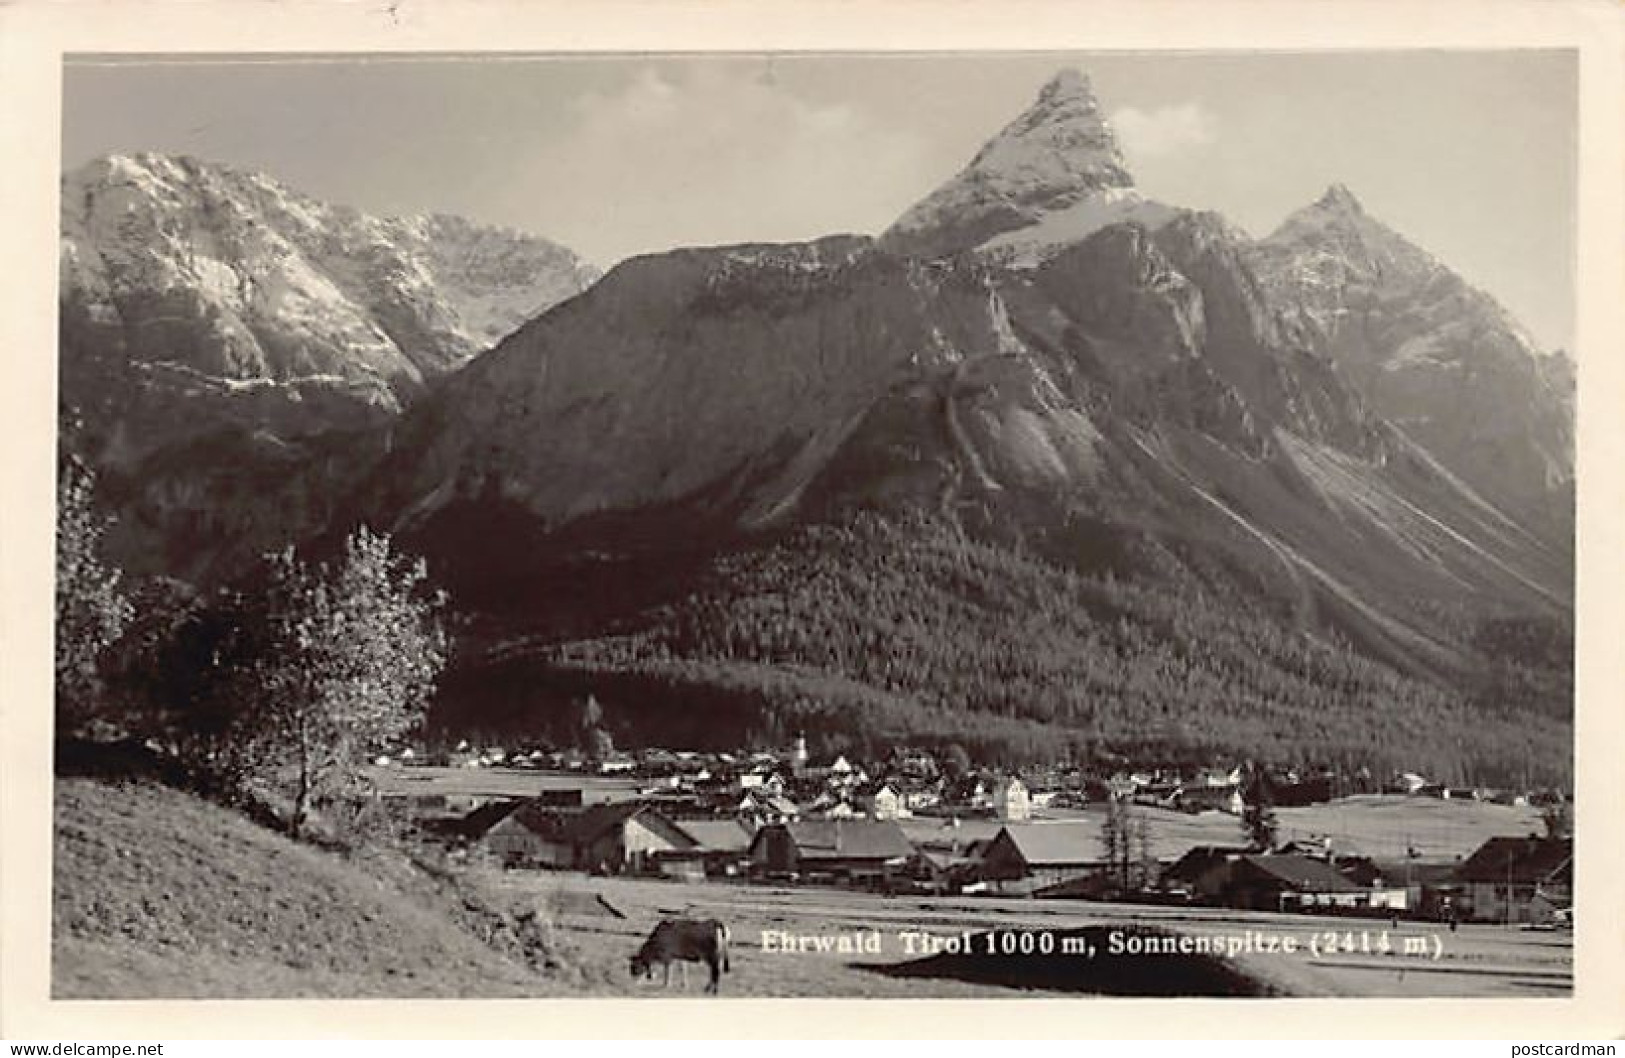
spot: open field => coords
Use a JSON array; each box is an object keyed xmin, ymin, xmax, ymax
[
  {"xmin": 368, "ymin": 764, "xmax": 644, "ymax": 803},
  {"xmin": 485, "ymin": 871, "xmax": 1572, "ymax": 998},
  {"xmin": 1272, "ymin": 795, "xmax": 1545, "ymax": 859}
]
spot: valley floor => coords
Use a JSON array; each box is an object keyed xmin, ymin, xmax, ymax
[
  {"xmin": 484, "ymin": 872, "xmax": 1573, "ymax": 999},
  {"xmin": 50, "ymin": 777, "xmax": 1568, "ymax": 1001}
]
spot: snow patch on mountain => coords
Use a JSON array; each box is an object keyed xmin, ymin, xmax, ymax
[
  {"xmin": 881, "ymin": 69, "xmax": 1157, "ymax": 259},
  {"xmin": 978, "ymin": 186, "xmax": 1180, "ymax": 265},
  {"xmin": 61, "ymin": 153, "xmax": 601, "ymax": 398}
]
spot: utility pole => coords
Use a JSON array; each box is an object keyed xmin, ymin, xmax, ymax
[{"xmin": 1505, "ymin": 848, "xmax": 1515, "ymax": 928}]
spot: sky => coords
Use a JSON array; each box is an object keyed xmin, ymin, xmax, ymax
[{"xmin": 62, "ymin": 51, "xmax": 1577, "ymax": 353}]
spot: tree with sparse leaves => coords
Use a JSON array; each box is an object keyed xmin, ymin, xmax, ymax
[
  {"xmin": 577, "ymin": 693, "xmax": 616, "ymax": 762},
  {"xmin": 237, "ymin": 527, "xmax": 448, "ymax": 838},
  {"xmin": 1100, "ymin": 795, "xmax": 1131, "ymax": 893},
  {"xmin": 55, "ymin": 459, "xmax": 132, "ymax": 733},
  {"xmin": 1133, "ymin": 811, "xmax": 1159, "ymax": 891},
  {"xmin": 1101, "ymin": 796, "xmax": 1158, "ymax": 894},
  {"xmin": 1241, "ymin": 798, "xmax": 1279, "ymax": 852}
]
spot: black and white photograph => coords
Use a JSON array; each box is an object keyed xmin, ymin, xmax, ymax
[{"xmin": 4, "ymin": 0, "xmax": 1624, "ymax": 1040}]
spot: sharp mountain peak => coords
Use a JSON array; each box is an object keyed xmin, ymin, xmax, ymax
[
  {"xmin": 880, "ymin": 67, "xmax": 1160, "ymax": 260},
  {"xmin": 1314, "ymin": 182, "xmax": 1366, "ymax": 214}
]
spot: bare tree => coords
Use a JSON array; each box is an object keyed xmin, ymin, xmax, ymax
[
  {"xmin": 1132, "ymin": 810, "xmax": 1159, "ymax": 891},
  {"xmin": 1100, "ymin": 795, "xmax": 1131, "ymax": 893},
  {"xmin": 1241, "ymin": 798, "xmax": 1279, "ymax": 852}
]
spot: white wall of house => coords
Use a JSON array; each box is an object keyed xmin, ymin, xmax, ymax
[{"xmin": 993, "ymin": 779, "xmax": 1031, "ymax": 821}]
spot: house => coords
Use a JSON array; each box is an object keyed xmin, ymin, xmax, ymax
[
  {"xmin": 1330, "ymin": 856, "xmax": 1408, "ymax": 910},
  {"xmin": 1456, "ymin": 836, "xmax": 1574, "ymax": 923},
  {"xmin": 1361, "ymin": 859, "xmax": 1462, "ymax": 917},
  {"xmin": 564, "ymin": 802, "xmax": 697, "ymax": 874},
  {"xmin": 795, "ymin": 754, "xmax": 868, "ymax": 792},
  {"xmin": 899, "ymin": 777, "xmax": 944, "ymax": 812},
  {"xmin": 860, "ymin": 780, "xmax": 909, "ymax": 820},
  {"xmin": 763, "ymin": 794, "xmax": 801, "ymax": 822},
  {"xmin": 736, "ymin": 789, "xmax": 801, "ymax": 826},
  {"xmin": 991, "ymin": 777, "xmax": 1031, "ymax": 822},
  {"xmin": 1212, "ymin": 854, "xmax": 1367, "ymax": 912},
  {"xmin": 806, "ymin": 790, "xmax": 859, "ymax": 819},
  {"xmin": 1164, "ymin": 846, "xmax": 1370, "ymax": 910},
  {"xmin": 748, "ymin": 820, "xmax": 913, "ymax": 882},
  {"xmin": 738, "ymin": 771, "xmax": 787, "ymax": 796},
  {"xmin": 460, "ymin": 800, "xmax": 575, "ymax": 868},
  {"xmin": 1163, "ymin": 845, "xmax": 1252, "ymax": 900},
  {"xmin": 1131, "ymin": 779, "xmax": 1181, "ymax": 810},
  {"xmin": 549, "ymin": 748, "xmax": 588, "ymax": 772},
  {"xmin": 659, "ymin": 818, "xmax": 755, "ymax": 879},
  {"xmin": 1195, "ymin": 766, "xmax": 1244, "ymax": 788},
  {"xmin": 905, "ymin": 841, "xmax": 985, "ymax": 894},
  {"xmin": 637, "ymin": 747, "xmax": 683, "ymax": 775},
  {"xmin": 978, "ymin": 822, "xmax": 1106, "ymax": 895},
  {"xmin": 1174, "ymin": 783, "xmax": 1245, "ymax": 815}
]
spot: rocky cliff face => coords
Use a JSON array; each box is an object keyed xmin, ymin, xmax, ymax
[
  {"xmin": 61, "ymin": 153, "xmax": 598, "ymax": 417},
  {"xmin": 1247, "ymin": 184, "xmax": 1574, "ymax": 541},
  {"xmin": 58, "ymin": 153, "xmax": 599, "ymax": 577}
]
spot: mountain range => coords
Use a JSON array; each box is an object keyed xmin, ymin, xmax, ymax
[
  {"xmin": 58, "ymin": 71, "xmax": 1575, "ymax": 783},
  {"xmin": 58, "ymin": 152, "xmax": 599, "ymax": 577}
]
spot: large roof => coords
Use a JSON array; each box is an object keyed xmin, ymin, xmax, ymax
[
  {"xmin": 1366, "ymin": 860, "xmax": 1460, "ymax": 887},
  {"xmin": 673, "ymin": 819, "xmax": 753, "ymax": 852},
  {"xmin": 559, "ymin": 802, "xmax": 694, "ymax": 849},
  {"xmin": 1235, "ymin": 854, "xmax": 1362, "ymax": 892},
  {"xmin": 1165, "ymin": 845, "xmax": 1252, "ymax": 881},
  {"xmin": 772, "ymin": 820, "xmax": 912, "ymax": 861},
  {"xmin": 1457, "ymin": 837, "xmax": 1573, "ymax": 884},
  {"xmin": 461, "ymin": 798, "xmax": 570, "ymax": 841},
  {"xmin": 994, "ymin": 822, "xmax": 1106, "ymax": 865}
]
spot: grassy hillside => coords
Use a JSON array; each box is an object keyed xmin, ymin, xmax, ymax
[
  {"xmin": 52, "ymin": 778, "xmax": 593, "ymax": 998},
  {"xmin": 445, "ymin": 513, "xmax": 1570, "ymax": 786}
]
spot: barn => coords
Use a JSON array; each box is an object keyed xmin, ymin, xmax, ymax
[
  {"xmin": 1456, "ymin": 836, "xmax": 1573, "ymax": 923},
  {"xmin": 1163, "ymin": 845, "xmax": 1252, "ymax": 900},
  {"xmin": 748, "ymin": 820, "xmax": 912, "ymax": 883},
  {"xmin": 1212, "ymin": 854, "xmax": 1366, "ymax": 912},
  {"xmin": 566, "ymin": 802, "xmax": 696, "ymax": 874},
  {"xmin": 978, "ymin": 822, "xmax": 1105, "ymax": 895},
  {"xmin": 461, "ymin": 800, "xmax": 575, "ymax": 868},
  {"xmin": 661, "ymin": 818, "xmax": 756, "ymax": 878}
]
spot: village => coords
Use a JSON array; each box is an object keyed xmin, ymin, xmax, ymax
[{"xmin": 369, "ymin": 731, "xmax": 1574, "ymax": 930}]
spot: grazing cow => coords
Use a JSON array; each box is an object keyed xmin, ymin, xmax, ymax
[{"xmin": 629, "ymin": 918, "xmax": 731, "ymax": 993}]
